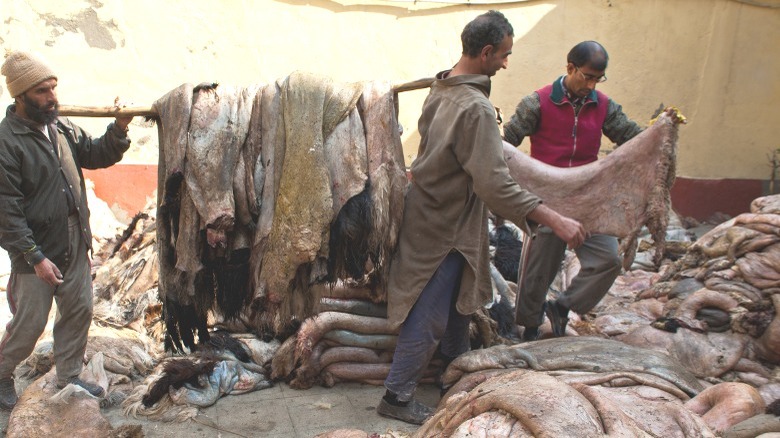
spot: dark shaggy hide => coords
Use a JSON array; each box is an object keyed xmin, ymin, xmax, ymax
[
  {"xmin": 162, "ymin": 296, "xmax": 210, "ymax": 353},
  {"xmin": 328, "ymin": 184, "xmax": 373, "ymax": 282},
  {"xmin": 200, "ymin": 330, "xmax": 251, "ymax": 363},
  {"xmin": 158, "ymin": 170, "xmax": 211, "ymax": 354},
  {"xmin": 768, "ymin": 398, "xmax": 780, "ymax": 416},
  {"xmin": 738, "ymin": 309, "xmax": 774, "ymax": 338},
  {"xmin": 145, "ymin": 331, "xmax": 257, "ymax": 407},
  {"xmin": 108, "ymin": 211, "xmax": 150, "ymax": 259},
  {"xmin": 651, "ymin": 317, "xmax": 705, "ymax": 334},
  {"xmin": 159, "ymin": 170, "xmax": 184, "ymax": 243},
  {"xmin": 142, "ymin": 358, "xmax": 217, "ymax": 407},
  {"xmin": 203, "ymin": 248, "xmax": 252, "ymax": 322},
  {"xmin": 490, "ymin": 221, "xmax": 523, "ymax": 283},
  {"xmin": 488, "ymin": 293, "xmax": 517, "ymax": 341}
]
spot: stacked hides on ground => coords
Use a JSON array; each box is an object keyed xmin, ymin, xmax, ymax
[
  {"xmin": 152, "ymin": 72, "xmax": 406, "ymax": 351},
  {"xmin": 420, "ymin": 337, "xmax": 765, "ymax": 437},
  {"xmin": 590, "ymin": 195, "xmax": 780, "ymax": 373},
  {"xmin": 269, "ymin": 282, "xmax": 442, "ymax": 389}
]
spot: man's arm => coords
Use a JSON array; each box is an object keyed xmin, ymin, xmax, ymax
[
  {"xmin": 63, "ymin": 117, "xmax": 132, "ymax": 170},
  {"xmin": 526, "ymin": 203, "xmax": 587, "ymax": 249},
  {"xmin": 0, "ymin": 149, "xmax": 38, "ymax": 260},
  {"xmin": 603, "ymin": 98, "xmax": 643, "ymax": 146},
  {"xmin": 502, "ymin": 92, "xmax": 541, "ymax": 147}
]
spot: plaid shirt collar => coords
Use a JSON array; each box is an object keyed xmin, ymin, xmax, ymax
[{"xmin": 560, "ymin": 76, "xmax": 586, "ymax": 108}]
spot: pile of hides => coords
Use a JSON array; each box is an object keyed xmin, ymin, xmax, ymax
[
  {"xmin": 269, "ymin": 292, "xmax": 432, "ymax": 389},
  {"xmin": 152, "ymin": 73, "xmax": 407, "ymax": 351},
  {"xmin": 121, "ymin": 331, "xmax": 278, "ymax": 422},
  {"xmin": 569, "ymin": 196, "xmax": 780, "ymax": 398},
  {"xmin": 269, "ymin": 267, "xmax": 510, "ymax": 389},
  {"xmin": 22, "ymin": 325, "xmax": 157, "ymax": 384},
  {"xmin": 91, "ymin": 201, "xmax": 164, "ymax": 339},
  {"xmin": 419, "ymin": 337, "xmax": 769, "ymax": 437},
  {"xmin": 376, "ymin": 196, "xmax": 778, "ymax": 437}
]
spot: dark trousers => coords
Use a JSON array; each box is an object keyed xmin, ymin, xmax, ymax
[{"xmin": 384, "ymin": 251, "xmax": 471, "ymax": 401}]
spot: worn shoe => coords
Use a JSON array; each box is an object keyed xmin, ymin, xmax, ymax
[
  {"xmin": 545, "ymin": 300, "xmax": 570, "ymax": 338},
  {"xmin": 521, "ymin": 326, "xmax": 540, "ymax": 342},
  {"xmin": 58, "ymin": 377, "xmax": 105, "ymax": 397},
  {"xmin": 0, "ymin": 377, "xmax": 17, "ymax": 410},
  {"xmin": 377, "ymin": 398, "xmax": 434, "ymax": 425}
]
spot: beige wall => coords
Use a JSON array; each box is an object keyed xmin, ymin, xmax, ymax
[{"xmin": 2, "ymin": 0, "xmax": 778, "ymax": 180}]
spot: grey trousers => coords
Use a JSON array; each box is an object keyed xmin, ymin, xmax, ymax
[
  {"xmin": 0, "ymin": 214, "xmax": 92, "ymax": 385},
  {"xmin": 384, "ymin": 251, "xmax": 470, "ymax": 401},
  {"xmin": 515, "ymin": 225, "xmax": 621, "ymax": 328}
]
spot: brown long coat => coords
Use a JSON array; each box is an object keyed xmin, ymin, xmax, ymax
[{"xmin": 387, "ymin": 72, "xmax": 542, "ymax": 326}]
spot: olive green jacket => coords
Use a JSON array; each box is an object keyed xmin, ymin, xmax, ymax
[
  {"xmin": 0, "ymin": 105, "xmax": 131, "ymax": 273},
  {"xmin": 386, "ymin": 72, "xmax": 542, "ymax": 326}
]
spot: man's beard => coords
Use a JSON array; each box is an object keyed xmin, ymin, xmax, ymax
[{"xmin": 22, "ymin": 94, "xmax": 59, "ymax": 125}]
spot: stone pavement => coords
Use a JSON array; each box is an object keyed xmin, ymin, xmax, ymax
[
  {"xmin": 103, "ymin": 381, "xmax": 440, "ymax": 438},
  {"xmin": 0, "ymin": 379, "xmax": 439, "ymax": 437}
]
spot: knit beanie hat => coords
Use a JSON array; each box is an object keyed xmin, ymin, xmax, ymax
[{"xmin": 1, "ymin": 51, "xmax": 57, "ymax": 98}]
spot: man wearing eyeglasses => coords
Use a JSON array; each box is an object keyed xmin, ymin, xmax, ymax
[{"xmin": 503, "ymin": 40, "xmax": 643, "ymax": 342}]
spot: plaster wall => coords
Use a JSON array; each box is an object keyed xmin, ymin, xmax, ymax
[{"xmin": 1, "ymin": 0, "xmax": 778, "ymax": 184}]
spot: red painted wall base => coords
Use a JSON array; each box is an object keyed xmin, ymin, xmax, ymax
[
  {"xmin": 83, "ymin": 164, "xmax": 157, "ymax": 216},
  {"xmin": 670, "ymin": 177, "xmax": 766, "ymax": 222}
]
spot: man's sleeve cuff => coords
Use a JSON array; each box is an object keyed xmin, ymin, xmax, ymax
[
  {"xmin": 24, "ymin": 249, "xmax": 45, "ymax": 267},
  {"xmin": 110, "ymin": 122, "xmax": 129, "ymax": 138}
]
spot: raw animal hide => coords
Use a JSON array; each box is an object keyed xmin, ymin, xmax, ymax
[
  {"xmin": 442, "ymin": 336, "xmax": 703, "ymax": 397},
  {"xmin": 254, "ymin": 72, "xmax": 364, "ymax": 331},
  {"xmin": 249, "ymin": 81, "xmax": 285, "ymax": 309},
  {"xmin": 417, "ymin": 369, "xmax": 716, "ymax": 438},
  {"xmin": 359, "ymin": 81, "xmax": 407, "ymax": 298},
  {"xmin": 186, "ymin": 83, "xmax": 260, "ymax": 245},
  {"xmin": 503, "ymin": 110, "xmax": 681, "ymax": 269},
  {"xmin": 153, "ymin": 84, "xmax": 194, "ymax": 306}
]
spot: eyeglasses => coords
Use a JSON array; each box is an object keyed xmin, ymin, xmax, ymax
[{"xmin": 575, "ymin": 67, "xmax": 607, "ymax": 83}]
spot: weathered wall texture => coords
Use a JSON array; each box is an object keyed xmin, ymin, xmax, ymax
[{"xmin": 1, "ymin": 0, "xmax": 778, "ymax": 192}]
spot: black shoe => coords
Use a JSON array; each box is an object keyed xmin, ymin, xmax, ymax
[
  {"xmin": 521, "ymin": 326, "xmax": 540, "ymax": 342},
  {"xmin": 58, "ymin": 377, "xmax": 105, "ymax": 397},
  {"xmin": 376, "ymin": 398, "xmax": 434, "ymax": 425},
  {"xmin": 0, "ymin": 377, "xmax": 17, "ymax": 410},
  {"xmin": 545, "ymin": 300, "xmax": 569, "ymax": 337}
]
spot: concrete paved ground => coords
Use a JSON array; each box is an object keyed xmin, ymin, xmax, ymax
[
  {"xmin": 0, "ymin": 379, "xmax": 439, "ymax": 438},
  {"xmin": 106, "ymin": 381, "xmax": 440, "ymax": 437}
]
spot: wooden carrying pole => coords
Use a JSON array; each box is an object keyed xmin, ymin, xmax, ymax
[{"xmin": 57, "ymin": 77, "xmax": 436, "ymax": 118}]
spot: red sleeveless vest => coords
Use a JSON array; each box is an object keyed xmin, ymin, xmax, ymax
[{"xmin": 531, "ymin": 82, "xmax": 609, "ymax": 168}]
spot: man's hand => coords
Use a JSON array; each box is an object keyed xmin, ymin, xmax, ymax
[
  {"xmin": 550, "ymin": 214, "xmax": 587, "ymax": 249},
  {"xmin": 34, "ymin": 258, "xmax": 64, "ymax": 287},
  {"xmin": 113, "ymin": 97, "xmax": 134, "ymax": 131},
  {"xmin": 527, "ymin": 204, "xmax": 588, "ymax": 249}
]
